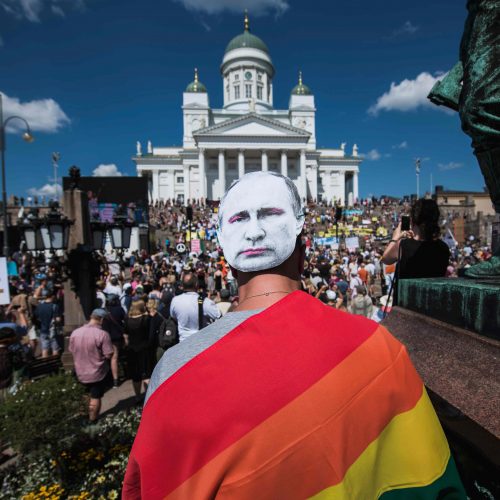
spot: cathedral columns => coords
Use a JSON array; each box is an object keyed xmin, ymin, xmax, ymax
[
  {"xmin": 183, "ymin": 165, "xmax": 190, "ymax": 202},
  {"xmin": 218, "ymin": 150, "xmax": 226, "ymax": 196},
  {"xmin": 238, "ymin": 149, "xmax": 245, "ymax": 178},
  {"xmin": 353, "ymin": 171, "xmax": 359, "ymax": 203},
  {"xmin": 339, "ymin": 171, "xmax": 346, "ymax": 206},
  {"xmin": 281, "ymin": 150, "xmax": 287, "ymax": 176},
  {"xmin": 198, "ymin": 148, "xmax": 206, "ymax": 198},
  {"xmin": 152, "ymin": 171, "xmax": 160, "ymax": 201},
  {"xmin": 261, "ymin": 150, "xmax": 268, "ymax": 172},
  {"xmin": 311, "ymin": 164, "xmax": 318, "ymax": 202},
  {"xmin": 300, "ymin": 149, "xmax": 307, "ymax": 200}
]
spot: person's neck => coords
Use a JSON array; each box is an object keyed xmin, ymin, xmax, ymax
[
  {"xmin": 235, "ymin": 272, "xmax": 300, "ymax": 312},
  {"xmin": 412, "ymin": 225, "xmax": 422, "ymax": 241}
]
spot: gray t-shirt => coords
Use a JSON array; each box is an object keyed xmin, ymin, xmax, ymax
[{"xmin": 146, "ymin": 309, "xmax": 261, "ymax": 404}]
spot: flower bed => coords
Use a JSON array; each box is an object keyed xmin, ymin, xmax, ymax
[{"xmin": 0, "ymin": 374, "xmax": 141, "ymax": 499}]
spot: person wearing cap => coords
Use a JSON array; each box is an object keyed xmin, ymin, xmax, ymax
[
  {"xmin": 124, "ymin": 172, "xmax": 464, "ymax": 499},
  {"xmin": 69, "ymin": 308, "xmax": 114, "ymax": 422}
]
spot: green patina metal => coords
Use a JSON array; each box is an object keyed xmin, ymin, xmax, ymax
[
  {"xmin": 291, "ymin": 71, "xmax": 312, "ymax": 96},
  {"xmin": 225, "ymin": 13, "xmax": 269, "ymax": 55},
  {"xmin": 185, "ymin": 68, "xmax": 207, "ymax": 93},
  {"xmin": 225, "ymin": 31, "xmax": 269, "ymax": 55},
  {"xmin": 429, "ymin": 1, "xmax": 500, "ymax": 276},
  {"xmin": 428, "ymin": 62, "xmax": 463, "ymax": 111},
  {"xmin": 398, "ymin": 278, "xmax": 500, "ymax": 338}
]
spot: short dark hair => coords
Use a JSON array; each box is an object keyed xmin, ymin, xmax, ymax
[{"xmin": 182, "ymin": 272, "xmax": 198, "ymax": 291}]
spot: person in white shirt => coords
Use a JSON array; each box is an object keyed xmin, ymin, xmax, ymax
[
  {"xmin": 349, "ymin": 270, "xmax": 363, "ymax": 299},
  {"xmin": 170, "ymin": 273, "xmax": 221, "ymax": 342},
  {"xmin": 104, "ymin": 276, "xmax": 122, "ymax": 296}
]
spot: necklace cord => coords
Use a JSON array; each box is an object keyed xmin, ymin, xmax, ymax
[{"xmin": 238, "ymin": 290, "xmax": 290, "ymax": 306}]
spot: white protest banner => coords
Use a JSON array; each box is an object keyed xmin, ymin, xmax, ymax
[
  {"xmin": 345, "ymin": 237, "xmax": 359, "ymax": 252},
  {"xmin": 0, "ymin": 257, "xmax": 11, "ymax": 305}
]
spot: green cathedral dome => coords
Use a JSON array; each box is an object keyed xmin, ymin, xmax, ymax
[
  {"xmin": 185, "ymin": 68, "xmax": 207, "ymax": 93},
  {"xmin": 291, "ymin": 71, "xmax": 312, "ymax": 95},
  {"xmin": 225, "ymin": 13, "xmax": 269, "ymax": 55}
]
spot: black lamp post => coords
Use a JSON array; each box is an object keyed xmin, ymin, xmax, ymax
[
  {"xmin": 109, "ymin": 221, "xmax": 133, "ymax": 250},
  {"xmin": 19, "ymin": 201, "xmax": 72, "ymax": 252},
  {"xmin": 109, "ymin": 205, "xmax": 134, "ymax": 250},
  {"xmin": 90, "ymin": 221, "xmax": 108, "ymax": 251},
  {"xmin": 0, "ymin": 92, "xmax": 34, "ymax": 256}
]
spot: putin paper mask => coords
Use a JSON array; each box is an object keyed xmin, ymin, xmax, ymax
[{"xmin": 217, "ymin": 172, "xmax": 305, "ymax": 272}]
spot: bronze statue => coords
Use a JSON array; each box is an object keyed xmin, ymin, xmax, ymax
[{"xmin": 428, "ymin": 0, "xmax": 500, "ymax": 277}]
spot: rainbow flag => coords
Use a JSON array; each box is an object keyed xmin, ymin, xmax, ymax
[{"xmin": 123, "ymin": 291, "xmax": 465, "ymax": 499}]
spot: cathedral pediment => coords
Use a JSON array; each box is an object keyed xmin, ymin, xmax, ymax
[{"xmin": 193, "ymin": 113, "xmax": 310, "ymax": 138}]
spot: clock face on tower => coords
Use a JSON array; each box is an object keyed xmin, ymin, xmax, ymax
[{"xmin": 244, "ymin": 71, "xmax": 252, "ymax": 80}]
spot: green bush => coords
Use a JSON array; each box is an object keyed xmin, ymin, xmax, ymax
[
  {"xmin": 0, "ymin": 408, "xmax": 142, "ymax": 499},
  {"xmin": 0, "ymin": 373, "xmax": 86, "ymax": 455}
]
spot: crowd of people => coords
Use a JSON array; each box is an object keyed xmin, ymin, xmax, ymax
[{"xmin": 0, "ymin": 194, "xmax": 493, "ymax": 416}]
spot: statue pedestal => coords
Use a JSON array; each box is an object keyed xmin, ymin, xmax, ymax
[
  {"xmin": 397, "ymin": 277, "xmax": 500, "ymax": 339},
  {"xmin": 62, "ymin": 189, "xmax": 96, "ymax": 333},
  {"xmin": 383, "ymin": 306, "xmax": 500, "ymax": 496}
]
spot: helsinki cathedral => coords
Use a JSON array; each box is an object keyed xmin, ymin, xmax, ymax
[{"xmin": 134, "ymin": 13, "xmax": 362, "ymax": 205}]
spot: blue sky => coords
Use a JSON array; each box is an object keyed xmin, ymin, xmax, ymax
[{"xmin": 0, "ymin": 0, "xmax": 483, "ymax": 199}]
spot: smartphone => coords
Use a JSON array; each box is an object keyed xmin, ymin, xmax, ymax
[{"xmin": 401, "ymin": 215, "xmax": 410, "ymax": 231}]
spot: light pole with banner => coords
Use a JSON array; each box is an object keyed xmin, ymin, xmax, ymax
[
  {"xmin": 52, "ymin": 152, "xmax": 61, "ymax": 201},
  {"xmin": 0, "ymin": 92, "xmax": 34, "ymax": 256}
]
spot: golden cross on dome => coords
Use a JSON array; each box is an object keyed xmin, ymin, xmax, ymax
[{"xmin": 244, "ymin": 10, "xmax": 249, "ymax": 31}]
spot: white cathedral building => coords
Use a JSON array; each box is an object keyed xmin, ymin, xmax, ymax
[{"xmin": 134, "ymin": 14, "xmax": 362, "ymax": 205}]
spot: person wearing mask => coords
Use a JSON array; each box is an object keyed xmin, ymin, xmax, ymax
[{"xmin": 125, "ymin": 172, "xmax": 464, "ymax": 498}]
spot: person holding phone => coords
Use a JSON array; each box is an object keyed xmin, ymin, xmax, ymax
[{"xmin": 381, "ymin": 199, "xmax": 450, "ymax": 305}]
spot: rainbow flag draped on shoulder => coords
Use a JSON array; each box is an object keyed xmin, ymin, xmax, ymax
[{"xmin": 123, "ymin": 291, "xmax": 465, "ymax": 499}]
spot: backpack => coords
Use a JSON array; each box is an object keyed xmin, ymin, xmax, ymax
[{"xmin": 156, "ymin": 310, "xmax": 179, "ymax": 350}]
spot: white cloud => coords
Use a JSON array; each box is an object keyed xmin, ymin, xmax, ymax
[
  {"xmin": 51, "ymin": 4, "xmax": 65, "ymax": 17},
  {"xmin": 92, "ymin": 164, "xmax": 124, "ymax": 177},
  {"xmin": 172, "ymin": 0, "xmax": 289, "ymax": 15},
  {"xmin": 0, "ymin": 0, "xmax": 84, "ymax": 22},
  {"xmin": 362, "ymin": 149, "xmax": 381, "ymax": 161},
  {"xmin": 393, "ymin": 21, "xmax": 419, "ymax": 36},
  {"xmin": 1, "ymin": 92, "xmax": 70, "ymax": 133},
  {"xmin": 27, "ymin": 183, "xmax": 62, "ymax": 198},
  {"xmin": 438, "ymin": 162, "xmax": 463, "ymax": 171},
  {"xmin": 368, "ymin": 72, "xmax": 447, "ymax": 115},
  {"xmin": 392, "ymin": 141, "xmax": 408, "ymax": 149}
]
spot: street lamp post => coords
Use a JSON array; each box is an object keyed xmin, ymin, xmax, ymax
[
  {"xmin": 415, "ymin": 158, "xmax": 421, "ymax": 199},
  {"xmin": 0, "ymin": 93, "xmax": 34, "ymax": 257}
]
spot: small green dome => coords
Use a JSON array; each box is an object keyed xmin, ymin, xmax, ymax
[
  {"xmin": 185, "ymin": 68, "xmax": 207, "ymax": 93},
  {"xmin": 291, "ymin": 71, "xmax": 312, "ymax": 95},
  {"xmin": 225, "ymin": 12, "xmax": 269, "ymax": 55}
]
